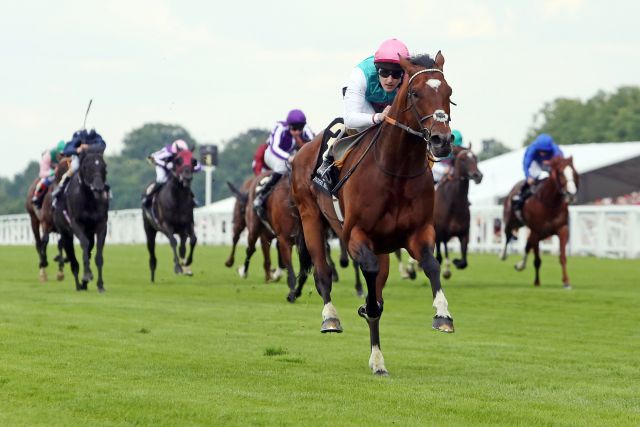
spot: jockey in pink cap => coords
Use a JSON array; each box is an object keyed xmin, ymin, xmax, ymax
[
  {"xmin": 317, "ymin": 38, "xmax": 410, "ymax": 183},
  {"xmin": 142, "ymin": 139, "xmax": 201, "ymax": 207}
]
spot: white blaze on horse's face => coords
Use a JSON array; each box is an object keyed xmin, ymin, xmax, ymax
[
  {"xmin": 426, "ymin": 79, "xmax": 441, "ymax": 91},
  {"xmin": 563, "ymin": 166, "xmax": 577, "ymax": 195}
]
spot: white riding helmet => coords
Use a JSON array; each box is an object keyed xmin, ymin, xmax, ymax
[{"xmin": 170, "ymin": 139, "xmax": 189, "ymax": 153}]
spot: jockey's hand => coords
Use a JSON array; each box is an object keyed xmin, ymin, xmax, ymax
[
  {"xmin": 526, "ymin": 177, "xmax": 535, "ymax": 185},
  {"xmin": 166, "ymin": 162, "xmax": 173, "ymax": 170},
  {"xmin": 76, "ymin": 143, "xmax": 89, "ymax": 153},
  {"xmin": 147, "ymin": 156, "xmax": 154, "ymax": 165},
  {"xmin": 376, "ymin": 105, "xmax": 392, "ymax": 123}
]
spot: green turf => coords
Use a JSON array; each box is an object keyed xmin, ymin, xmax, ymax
[{"xmin": 0, "ymin": 245, "xmax": 638, "ymax": 426}]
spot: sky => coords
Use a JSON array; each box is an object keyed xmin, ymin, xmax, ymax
[{"xmin": 1, "ymin": 0, "xmax": 639, "ymax": 178}]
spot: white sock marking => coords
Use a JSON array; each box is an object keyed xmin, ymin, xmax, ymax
[
  {"xmin": 322, "ymin": 302, "xmax": 338, "ymax": 320},
  {"xmin": 432, "ymin": 289, "xmax": 451, "ymax": 318},
  {"xmin": 369, "ymin": 345, "xmax": 387, "ymax": 373}
]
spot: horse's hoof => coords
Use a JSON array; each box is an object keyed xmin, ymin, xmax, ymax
[
  {"xmin": 514, "ymin": 262, "xmax": 525, "ymax": 272},
  {"xmin": 563, "ymin": 283, "xmax": 572, "ymax": 290},
  {"xmin": 453, "ymin": 259, "xmax": 467, "ymax": 269},
  {"xmin": 97, "ymin": 287, "xmax": 105, "ymax": 294},
  {"xmin": 83, "ymin": 272, "xmax": 93, "ymax": 282},
  {"xmin": 373, "ymin": 368, "xmax": 389, "ymax": 377},
  {"xmin": 286, "ymin": 293, "xmax": 297, "ymax": 303},
  {"xmin": 432, "ymin": 316, "xmax": 455, "ymax": 333},
  {"xmin": 320, "ymin": 318, "xmax": 343, "ymax": 333},
  {"xmin": 39, "ymin": 273, "xmax": 48, "ymax": 283},
  {"xmin": 56, "ymin": 272, "xmax": 64, "ymax": 281},
  {"xmin": 442, "ymin": 270, "xmax": 452, "ymax": 280},
  {"xmin": 224, "ymin": 259, "xmax": 233, "ymax": 268},
  {"xmin": 174, "ymin": 265, "xmax": 183, "ymax": 275},
  {"xmin": 182, "ymin": 265, "xmax": 193, "ymax": 276},
  {"xmin": 339, "ymin": 259, "xmax": 349, "ymax": 268},
  {"xmin": 499, "ymin": 254, "xmax": 507, "ymax": 261},
  {"xmin": 237, "ymin": 266, "xmax": 247, "ymax": 279},
  {"xmin": 408, "ymin": 269, "xmax": 417, "ymax": 280}
]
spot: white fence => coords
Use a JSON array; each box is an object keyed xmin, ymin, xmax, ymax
[{"xmin": 2, "ymin": 203, "xmax": 639, "ymax": 259}]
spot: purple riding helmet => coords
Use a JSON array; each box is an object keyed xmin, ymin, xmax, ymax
[{"xmin": 286, "ymin": 109, "xmax": 306, "ymax": 125}]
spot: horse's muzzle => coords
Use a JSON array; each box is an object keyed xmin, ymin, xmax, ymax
[
  {"xmin": 564, "ymin": 193, "xmax": 577, "ymax": 204},
  {"xmin": 471, "ymin": 172, "xmax": 483, "ymax": 184},
  {"xmin": 430, "ymin": 134, "xmax": 451, "ymax": 158}
]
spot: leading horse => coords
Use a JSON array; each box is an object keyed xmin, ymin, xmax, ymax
[
  {"xmin": 501, "ymin": 156, "xmax": 579, "ymax": 288},
  {"xmin": 434, "ymin": 145, "xmax": 483, "ymax": 279},
  {"xmin": 292, "ymin": 53, "xmax": 454, "ymax": 375},
  {"xmin": 25, "ymin": 161, "xmax": 68, "ymax": 282},
  {"xmin": 53, "ymin": 146, "xmax": 109, "ymax": 292},
  {"xmin": 143, "ymin": 149, "xmax": 198, "ymax": 282}
]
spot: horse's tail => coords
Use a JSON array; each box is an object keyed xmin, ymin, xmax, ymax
[
  {"xmin": 295, "ymin": 229, "xmax": 313, "ymax": 277},
  {"xmin": 226, "ymin": 181, "xmax": 248, "ymax": 203}
]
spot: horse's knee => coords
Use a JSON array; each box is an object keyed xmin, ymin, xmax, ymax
[{"xmin": 356, "ymin": 246, "xmax": 378, "ymax": 274}]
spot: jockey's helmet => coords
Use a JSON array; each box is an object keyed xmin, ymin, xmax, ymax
[
  {"xmin": 56, "ymin": 140, "xmax": 66, "ymax": 154},
  {"xmin": 374, "ymin": 38, "xmax": 409, "ymax": 69},
  {"xmin": 452, "ymin": 130, "xmax": 463, "ymax": 147},
  {"xmin": 533, "ymin": 133, "xmax": 554, "ymax": 151},
  {"xmin": 171, "ymin": 139, "xmax": 189, "ymax": 153},
  {"xmin": 286, "ymin": 109, "xmax": 306, "ymax": 125}
]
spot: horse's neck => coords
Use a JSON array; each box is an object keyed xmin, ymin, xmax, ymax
[
  {"xmin": 536, "ymin": 176, "xmax": 563, "ymax": 206},
  {"xmin": 375, "ymin": 124, "xmax": 428, "ymax": 176},
  {"xmin": 167, "ymin": 177, "xmax": 191, "ymax": 201}
]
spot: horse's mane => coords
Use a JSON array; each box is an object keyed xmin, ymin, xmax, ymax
[{"xmin": 410, "ymin": 54, "xmax": 436, "ymax": 69}]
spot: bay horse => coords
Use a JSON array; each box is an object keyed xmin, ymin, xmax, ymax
[
  {"xmin": 501, "ymin": 156, "xmax": 579, "ymax": 288},
  {"xmin": 143, "ymin": 149, "xmax": 198, "ymax": 282},
  {"xmin": 25, "ymin": 161, "xmax": 68, "ymax": 282},
  {"xmin": 434, "ymin": 145, "xmax": 483, "ymax": 279},
  {"xmin": 292, "ymin": 53, "xmax": 454, "ymax": 375},
  {"xmin": 226, "ymin": 178, "xmax": 284, "ymax": 282},
  {"xmin": 53, "ymin": 146, "xmax": 109, "ymax": 292}
]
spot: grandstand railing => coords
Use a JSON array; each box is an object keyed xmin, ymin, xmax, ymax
[{"xmin": 1, "ymin": 204, "xmax": 638, "ymax": 258}]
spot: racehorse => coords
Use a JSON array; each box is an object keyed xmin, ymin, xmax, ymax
[
  {"xmin": 25, "ymin": 161, "xmax": 68, "ymax": 282},
  {"xmin": 53, "ymin": 146, "xmax": 109, "ymax": 292},
  {"xmin": 226, "ymin": 178, "xmax": 284, "ymax": 282},
  {"xmin": 501, "ymin": 156, "xmax": 579, "ymax": 288},
  {"xmin": 292, "ymin": 53, "xmax": 455, "ymax": 375},
  {"xmin": 434, "ymin": 145, "xmax": 483, "ymax": 279},
  {"xmin": 143, "ymin": 149, "xmax": 198, "ymax": 282}
]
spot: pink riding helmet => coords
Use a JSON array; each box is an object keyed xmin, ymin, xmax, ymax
[
  {"xmin": 171, "ymin": 139, "xmax": 189, "ymax": 154},
  {"xmin": 374, "ymin": 38, "xmax": 410, "ymax": 64}
]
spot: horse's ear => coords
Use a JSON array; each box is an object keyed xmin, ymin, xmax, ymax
[
  {"xmin": 468, "ymin": 141, "xmax": 472, "ymax": 151},
  {"xmin": 399, "ymin": 55, "xmax": 418, "ymax": 76},
  {"xmin": 435, "ymin": 50, "xmax": 445, "ymax": 70}
]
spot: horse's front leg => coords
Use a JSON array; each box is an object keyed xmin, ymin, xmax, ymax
[
  {"xmin": 55, "ymin": 239, "xmax": 65, "ymax": 281},
  {"xmin": 441, "ymin": 241, "xmax": 452, "ymax": 279},
  {"xmin": 558, "ymin": 225, "xmax": 571, "ymax": 289},
  {"xmin": 515, "ymin": 230, "xmax": 532, "ymax": 272},
  {"xmin": 532, "ymin": 236, "xmax": 541, "ymax": 286},
  {"xmin": 30, "ymin": 215, "xmax": 46, "ymax": 281},
  {"xmin": 40, "ymin": 231, "xmax": 51, "ymax": 282},
  {"xmin": 68, "ymin": 223, "xmax": 93, "ymax": 289},
  {"xmin": 95, "ymin": 222, "xmax": 107, "ymax": 292},
  {"xmin": 326, "ymin": 240, "xmax": 339, "ymax": 282},
  {"xmin": 408, "ymin": 225, "xmax": 454, "ymax": 333},
  {"xmin": 163, "ymin": 226, "xmax": 182, "ymax": 275},
  {"xmin": 183, "ymin": 225, "xmax": 197, "ymax": 276},
  {"xmin": 61, "ymin": 232, "xmax": 81, "ymax": 291}
]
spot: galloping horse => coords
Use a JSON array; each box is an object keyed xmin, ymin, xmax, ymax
[
  {"xmin": 501, "ymin": 156, "xmax": 579, "ymax": 288},
  {"xmin": 434, "ymin": 145, "xmax": 483, "ymax": 279},
  {"xmin": 25, "ymin": 161, "xmax": 68, "ymax": 282},
  {"xmin": 143, "ymin": 149, "xmax": 198, "ymax": 282},
  {"xmin": 292, "ymin": 53, "xmax": 454, "ymax": 375},
  {"xmin": 53, "ymin": 146, "xmax": 109, "ymax": 292},
  {"xmin": 226, "ymin": 178, "xmax": 284, "ymax": 282}
]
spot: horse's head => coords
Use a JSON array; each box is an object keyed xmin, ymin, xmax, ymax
[
  {"xmin": 396, "ymin": 52, "xmax": 453, "ymax": 158},
  {"xmin": 172, "ymin": 150, "xmax": 196, "ymax": 187},
  {"xmin": 550, "ymin": 156, "xmax": 579, "ymax": 203},
  {"xmin": 454, "ymin": 144, "xmax": 483, "ymax": 184},
  {"xmin": 78, "ymin": 148, "xmax": 107, "ymax": 193}
]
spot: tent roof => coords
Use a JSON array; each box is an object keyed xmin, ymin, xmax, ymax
[{"xmin": 469, "ymin": 141, "xmax": 640, "ymax": 205}]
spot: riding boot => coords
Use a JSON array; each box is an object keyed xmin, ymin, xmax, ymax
[
  {"xmin": 51, "ymin": 174, "xmax": 71, "ymax": 207},
  {"xmin": 32, "ymin": 180, "xmax": 48, "ymax": 208},
  {"xmin": 512, "ymin": 182, "xmax": 531, "ymax": 219},
  {"xmin": 253, "ymin": 173, "xmax": 282, "ymax": 221}
]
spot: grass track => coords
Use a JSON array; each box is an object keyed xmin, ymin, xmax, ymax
[{"xmin": 0, "ymin": 245, "xmax": 638, "ymax": 426}]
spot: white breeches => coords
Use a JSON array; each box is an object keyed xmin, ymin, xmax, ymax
[{"xmin": 264, "ymin": 148, "xmax": 289, "ymax": 174}]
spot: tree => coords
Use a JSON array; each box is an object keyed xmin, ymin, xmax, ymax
[
  {"xmin": 525, "ymin": 86, "xmax": 640, "ymax": 145},
  {"xmin": 478, "ymin": 138, "xmax": 511, "ymax": 161}
]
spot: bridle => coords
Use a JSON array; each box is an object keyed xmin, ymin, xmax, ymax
[{"xmin": 384, "ymin": 68, "xmax": 450, "ymax": 147}]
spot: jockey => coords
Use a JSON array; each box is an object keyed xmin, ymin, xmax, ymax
[
  {"xmin": 31, "ymin": 140, "xmax": 66, "ymax": 208},
  {"xmin": 142, "ymin": 139, "xmax": 202, "ymax": 207},
  {"xmin": 52, "ymin": 129, "xmax": 107, "ymax": 201},
  {"xmin": 253, "ymin": 109, "xmax": 314, "ymax": 219},
  {"xmin": 512, "ymin": 133, "xmax": 564, "ymax": 213},
  {"xmin": 317, "ymin": 38, "xmax": 410, "ymax": 181},
  {"xmin": 432, "ymin": 129, "xmax": 464, "ymax": 185}
]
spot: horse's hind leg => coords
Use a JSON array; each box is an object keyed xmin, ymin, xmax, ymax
[
  {"xmin": 453, "ymin": 233, "xmax": 469, "ymax": 270},
  {"xmin": 238, "ymin": 229, "xmax": 258, "ymax": 279},
  {"xmin": 95, "ymin": 223, "xmax": 107, "ymax": 292},
  {"xmin": 225, "ymin": 219, "xmax": 243, "ymax": 268},
  {"xmin": 442, "ymin": 242, "xmax": 452, "ymax": 279},
  {"xmin": 61, "ymin": 233, "xmax": 81, "ymax": 291},
  {"xmin": 515, "ymin": 230, "xmax": 533, "ymax": 272},
  {"xmin": 338, "ymin": 238, "xmax": 349, "ymax": 268},
  {"xmin": 55, "ymin": 239, "xmax": 65, "ymax": 281},
  {"xmin": 355, "ymin": 248, "xmax": 390, "ymax": 376},
  {"xmin": 408, "ymin": 226, "xmax": 455, "ymax": 333},
  {"xmin": 353, "ymin": 260, "xmax": 363, "ymax": 297},
  {"xmin": 558, "ymin": 225, "xmax": 571, "ymax": 289},
  {"xmin": 144, "ymin": 219, "xmax": 158, "ymax": 282},
  {"xmin": 167, "ymin": 233, "xmax": 183, "ymax": 275},
  {"xmin": 326, "ymin": 240, "xmax": 339, "ymax": 282},
  {"xmin": 277, "ymin": 239, "xmax": 297, "ymax": 303},
  {"xmin": 30, "ymin": 215, "xmax": 47, "ymax": 281},
  {"xmin": 532, "ymin": 237, "xmax": 541, "ymax": 286}
]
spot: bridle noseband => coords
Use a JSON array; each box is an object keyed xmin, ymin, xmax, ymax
[{"xmin": 384, "ymin": 68, "xmax": 450, "ymax": 145}]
